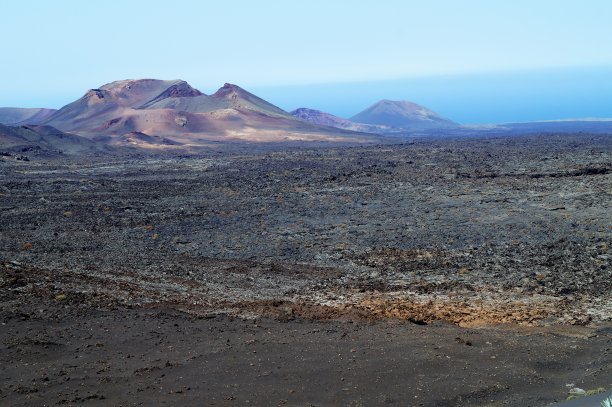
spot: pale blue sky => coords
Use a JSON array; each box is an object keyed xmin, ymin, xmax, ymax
[{"xmin": 1, "ymin": 0, "xmax": 612, "ymax": 123}]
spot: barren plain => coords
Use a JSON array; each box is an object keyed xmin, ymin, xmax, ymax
[{"xmin": 1, "ymin": 133, "xmax": 611, "ymax": 406}]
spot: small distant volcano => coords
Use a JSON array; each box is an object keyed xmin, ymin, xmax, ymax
[{"xmin": 350, "ymin": 99, "xmax": 457, "ymax": 129}]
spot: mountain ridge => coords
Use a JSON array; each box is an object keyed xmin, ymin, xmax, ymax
[
  {"xmin": 0, "ymin": 123, "xmax": 102, "ymax": 154},
  {"xmin": 291, "ymin": 108, "xmax": 392, "ymax": 134},
  {"xmin": 0, "ymin": 108, "xmax": 57, "ymax": 126},
  {"xmin": 25, "ymin": 79, "xmax": 379, "ymax": 147}
]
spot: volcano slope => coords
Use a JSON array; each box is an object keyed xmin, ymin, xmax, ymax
[
  {"xmin": 37, "ymin": 79, "xmax": 377, "ymax": 147},
  {"xmin": 1, "ymin": 133, "xmax": 611, "ymax": 406}
]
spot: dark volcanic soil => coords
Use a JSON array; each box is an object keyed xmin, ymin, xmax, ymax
[
  {"xmin": 1, "ymin": 296, "xmax": 610, "ymax": 407},
  {"xmin": 1, "ymin": 133, "xmax": 611, "ymax": 406}
]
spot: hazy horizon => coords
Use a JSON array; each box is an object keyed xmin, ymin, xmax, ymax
[
  {"xmin": 254, "ymin": 65, "xmax": 612, "ymax": 124},
  {"xmin": 2, "ymin": 0, "xmax": 612, "ymax": 123}
]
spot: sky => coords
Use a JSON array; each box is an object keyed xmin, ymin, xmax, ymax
[{"xmin": 1, "ymin": 0, "xmax": 612, "ymax": 123}]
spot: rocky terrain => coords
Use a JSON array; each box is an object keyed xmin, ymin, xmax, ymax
[{"xmin": 1, "ymin": 133, "xmax": 611, "ymax": 406}]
